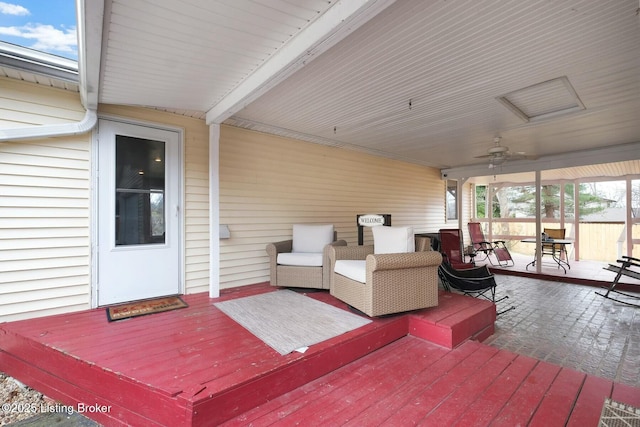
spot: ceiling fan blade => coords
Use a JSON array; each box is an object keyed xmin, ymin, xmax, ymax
[{"xmin": 478, "ymin": 137, "xmax": 536, "ymax": 164}]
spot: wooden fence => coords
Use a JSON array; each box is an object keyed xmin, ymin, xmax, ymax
[{"xmin": 480, "ymin": 221, "xmax": 639, "ymax": 263}]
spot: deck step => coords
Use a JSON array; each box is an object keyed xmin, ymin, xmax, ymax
[{"xmin": 408, "ymin": 291, "xmax": 496, "ymax": 348}]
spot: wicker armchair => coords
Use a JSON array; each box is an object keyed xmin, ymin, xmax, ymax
[
  {"xmin": 328, "ymin": 244, "xmax": 442, "ymax": 317},
  {"xmin": 266, "ymin": 225, "xmax": 346, "ymax": 290}
]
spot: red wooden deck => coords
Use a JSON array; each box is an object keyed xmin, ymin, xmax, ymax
[
  {"xmin": 221, "ymin": 337, "xmax": 640, "ymax": 427},
  {"xmin": 0, "ymin": 283, "xmax": 638, "ymax": 426}
]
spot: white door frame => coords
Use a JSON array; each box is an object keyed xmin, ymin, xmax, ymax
[{"xmin": 91, "ymin": 115, "xmax": 185, "ymax": 308}]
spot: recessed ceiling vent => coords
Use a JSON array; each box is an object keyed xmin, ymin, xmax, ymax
[{"xmin": 497, "ymin": 76, "xmax": 585, "ymax": 122}]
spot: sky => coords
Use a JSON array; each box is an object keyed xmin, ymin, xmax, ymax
[{"xmin": 0, "ymin": 0, "xmax": 77, "ymax": 59}]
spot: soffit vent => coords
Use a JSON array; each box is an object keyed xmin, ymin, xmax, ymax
[{"xmin": 497, "ymin": 76, "xmax": 585, "ymax": 122}]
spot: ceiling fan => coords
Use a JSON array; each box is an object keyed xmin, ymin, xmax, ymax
[{"xmin": 475, "ymin": 137, "xmax": 535, "ymax": 168}]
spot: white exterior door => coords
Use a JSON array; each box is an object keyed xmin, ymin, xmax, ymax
[{"xmin": 97, "ymin": 119, "xmax": 182, "ymax": 306}]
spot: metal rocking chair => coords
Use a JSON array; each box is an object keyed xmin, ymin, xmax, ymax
[
  {"xmin": 468, "ymin": 222, "xmax": 514, "ymax": 267},
  {"xmin": 596, "ymin": 256, "xmax": 640, "ymax": 308},
  {"xmin": 438, "ymin": 262, "xmax": 515, "ymax": 315}
]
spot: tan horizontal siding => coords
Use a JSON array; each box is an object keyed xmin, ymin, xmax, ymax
[
  {"xmin": 2, "ymin": 81, "xmax": 450, "ymax": 319},
  {"xmin": 219, "ymin": 125, "xmax": 445, "ymax": 289},
  {"xmin": 0, "ymin": 78, "xmax": 84, "ymax": 127}
]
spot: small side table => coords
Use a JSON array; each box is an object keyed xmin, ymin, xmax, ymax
[{"xmin": 464, "ymin": 246, "xmax": 477, "ymax": 265}]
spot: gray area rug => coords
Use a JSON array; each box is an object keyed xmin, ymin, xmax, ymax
[{"xmin": 214, "ymin": 290, "xmax": 372, "ymax": 355}]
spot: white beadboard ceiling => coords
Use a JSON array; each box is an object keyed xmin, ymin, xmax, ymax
[{"xmin": 87, "ymin": 0, "xmax": 640, "ymax": 178}]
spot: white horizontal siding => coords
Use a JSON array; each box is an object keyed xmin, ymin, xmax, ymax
[
  {"xmin": 0, "ymin": 78, "xmax": 90, "ymax": 322},
  {"xmin": 219, "ymin": 125, "xmax": 446, "ymax": 289}
]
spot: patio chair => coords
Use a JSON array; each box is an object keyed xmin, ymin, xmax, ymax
[
  {"xmin": 467, "ymin": 222, "xmax": 514, "ymax": 267},
  {"xmin": 266, "ymin": 224, "xmax": 346, "ymax": 290},
  {"xmin": 438, "ymin": 262, "xmax": 515, "ymax": 315},
  {"xmin": 329, "ymin": 226, "xmax": 441, "ymax": 316},
  {"xmin": 542, "ymin": 228, "xmax": 570, "ymax": 270},
  {"xmin": 439, "ymin": 228, "xmax": 475, "ymax": 269}
]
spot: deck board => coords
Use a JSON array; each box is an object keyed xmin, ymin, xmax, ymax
[
  {"xmin": 567, "ymin": 375, "xmax": 614, "ymax": 427},
  {"xmin": 528, "ymin": 368, "xmax": 586, "ymax": 427},
  {"xmin": 339, "ymin": 339, "xmax": 478, "ymax": 426},
  {"xmin": 452, "ymin": 353, "xmax": 539, "ymax": 426},
  {"xmin": 275, "ymin": 337, "xmax": 433, "ymax": 426},
  {"xmin": 382, "ymin": 342, "xmax": 500, "ymax": 425},
  {"xmin": 416, "ymin": 349, "xmax": 520, "ymax": 426},
  {"xmin": 490, "ymin": 360, "xmax": 562, "ymax": 426},
  {"xmin": 331, "ymin": 339, "xmax": 451, "ymax": 426}
]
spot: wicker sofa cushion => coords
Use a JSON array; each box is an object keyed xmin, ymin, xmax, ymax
[
  {"xmin": 277, "ymin": 252, "xmax": 323, "ymax": 267},
  {"xmin": 334, "ymin": 260, "xmax": 366, "ymax": 283},
  {"xmin": 292, "ymin": 224, "xmax": 334, "ymax": 253},
  {"xmin": 373, "ymin": 226, "xmax": 415, "ymax": 254}
]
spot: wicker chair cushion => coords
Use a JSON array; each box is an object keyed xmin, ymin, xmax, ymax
[
  {"xmin": 372, "ymin": 226, "xmax": 415, "ymax": 254},
  {"xmin": 292, "ymin": 224, "xmax": 334, "ymax": 253},
  {"xmin": 277, "ymin": 252, "xmax": 323, "ymax": 267},
  {"xmin": 334, "ymin": 260, "xmax": 366, "ymax": 283}
]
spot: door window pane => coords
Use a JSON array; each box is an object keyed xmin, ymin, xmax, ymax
[{"xmin": 115, "ymin": 135, "xmax": 165, "ymax": 245}]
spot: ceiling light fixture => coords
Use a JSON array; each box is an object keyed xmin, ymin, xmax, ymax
[{"xmin": 490, "ymin": 156, "xmax": 506, "ymax": 166}]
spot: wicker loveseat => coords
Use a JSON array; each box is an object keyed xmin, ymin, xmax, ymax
[
  {"xmin": 328, "ymin": 226, "xmax": 442, "ymax": 316},
  {"xmin": 266, "ymin": 224, "xmax": 347, "ymax": 290}
]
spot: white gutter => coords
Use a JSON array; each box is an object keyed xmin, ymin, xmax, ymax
[
  {"xmin": 0, "ymin": 109, "xmax": 97, "ymax": 142},
  {"xmin": 0, "ymin": 42, "xmax": 97, "ymax": 143},
  {"xmin": 0, "ymin": 0, "xmax": 102, "ymax": 143}
]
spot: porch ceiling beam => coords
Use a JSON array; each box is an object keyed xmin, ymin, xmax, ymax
[
  {"xmin": 441, "ymin": 141, "xmax": 640, "ymax": 181},
  {"xmin": 205, "ymin": 0, "xmax": 396, "ymax": 125}
]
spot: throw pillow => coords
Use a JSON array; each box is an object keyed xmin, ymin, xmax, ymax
[
  {"xmin": 372, "ymin": 226, "xmax": 415, "ymax": 254},
  {"xmin": 292, "ymin": 224, "xmax": 334, "ymax": 253}
]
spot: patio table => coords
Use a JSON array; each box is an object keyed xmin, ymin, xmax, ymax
[{"xmin": 521, "ymin": 238, "xmax": 572, "ymax": 274}]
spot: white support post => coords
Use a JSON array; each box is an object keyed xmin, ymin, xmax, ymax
[
  {"xmin": 484, "ymin": 184, "xmax": 495, "ymax": 242},
  {"xmin": 457, "ymin": 178, "xmax": 468, "ymax": 233},
  {"xmin": 627, "ymin": 176, "xmax": 633, "ymax": 257},
  {"xmin": 573, "ymin": 182, "xmax": 580, "ymax": 261},
  {"xmin": 535, "ymin": 170, "xmax": 542, "ymax": 273},
  {"xmin": 209, "ymin": 124, "xmax": 221, "ymax": 298},
  {"xmin": 559, "ymin": 180, "xmax": 565, "ymax": 230}
]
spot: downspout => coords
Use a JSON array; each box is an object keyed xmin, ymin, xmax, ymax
[{"xmin": 0, "ymin": 108, "xmax": 97, "ymax": 142}]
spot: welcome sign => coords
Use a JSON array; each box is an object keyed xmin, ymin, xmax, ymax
[
  {"xmin": 357, "ymin": 214, "xmax": 391, "ymax": 245},
  {"xmin": 357, "ymin": 214, "xmax": 386, "ymax": 227}
]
